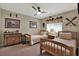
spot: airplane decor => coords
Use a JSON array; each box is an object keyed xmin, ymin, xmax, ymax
[
  {"xmin": 46, "ymin": 16, "xmax": 63, "ymax": 22},
  {"xmin": 65, "ymin": 16, "xmax": 77, "ymax": 26}
]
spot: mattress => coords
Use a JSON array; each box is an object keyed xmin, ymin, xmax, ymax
[
  {"xmin": 31, "ymin": 35, "xmax": 47, "ymax": 45},
  {"xmin": 31, "ymin": 35, "xmax": 47, "ymax": 40}
]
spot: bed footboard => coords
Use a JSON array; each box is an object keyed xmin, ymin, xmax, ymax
[
  {"xmin": 40, "ymin": 38, "xmax": 74, "ymax": 56},
  {"xmin": 25, "ymin": 34, "xmax": 31, "ymax": 45}
]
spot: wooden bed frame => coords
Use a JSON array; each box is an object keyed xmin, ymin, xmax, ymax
[
  {"xmin": 24, "ymin": 30, "xmax": 48, "ymax": 45},
  {"xmin": 40, "ymin": 38, "xmax": 74, "ymax": 56},
  {"xmin": 25, "ymin": 34, "xmax": 47, "ymax": 45},
  {"xmin": 40, "ymin": 31, "xmax": 76, "ymax": 56},
  {"xmin": 24, "ymin": 34, "xmax": 31, "ymax": 45}
]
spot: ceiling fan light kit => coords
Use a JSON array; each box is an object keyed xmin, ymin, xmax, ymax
[{"xmin": 37, "ymin": 12, "xmax": 41, "ymax": 15}]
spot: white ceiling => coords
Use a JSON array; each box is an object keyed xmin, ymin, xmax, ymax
[{"xmin": 0, "ymin": 3, "xmax": 77, "ymax": 19}]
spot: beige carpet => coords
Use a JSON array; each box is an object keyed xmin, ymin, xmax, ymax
[
  {"xmin": 0, "ymin": 43, "xmax": 51, "ymax": 56},
  {"xmin": 0, "ymin": 44, "xmax": 40, "ymax": 56}
]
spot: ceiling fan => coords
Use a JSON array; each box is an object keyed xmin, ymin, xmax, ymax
[{"xmin": 32, "ymin": 6, "xmax": 46, "ymax": 16}]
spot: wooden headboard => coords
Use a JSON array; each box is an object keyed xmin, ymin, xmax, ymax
[
  {"xmin": 58, "ymin": 31, "xmax": 76, "ymax": 39},
  {"xmin": 76, "ymin": 32, "xmax": 79, "ymax": 47}
]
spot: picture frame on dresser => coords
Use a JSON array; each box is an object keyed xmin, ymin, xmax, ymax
[{"xmin": 5, "ymin": 18, "xmax": 20, "ymax": 28}]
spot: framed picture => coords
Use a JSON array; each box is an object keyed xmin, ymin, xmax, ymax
[
  {"xmin": 5, "ymin": 18, "xmax": 20, "ymax": 28},
  {"xmin": 29, "ymin": 21, "xmax": 37, "ymax": 28}
]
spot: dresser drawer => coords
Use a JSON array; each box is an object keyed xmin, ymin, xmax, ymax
[{"xmin": 4, "ymin": 33, "xmax": 21, "ymax": 46}]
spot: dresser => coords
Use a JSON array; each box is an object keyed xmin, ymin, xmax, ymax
[{"xmin": 4, "ymin": 33, "xmax": 21, "ymax": 46}]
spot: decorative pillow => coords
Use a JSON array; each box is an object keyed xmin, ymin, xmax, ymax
[
  {"xmin": 40, "ymin": 32, "xmax": 47, "ymax": 35},
  {"xmin": 59, "ymin": 32, "xmax": 72, "ymax": 40},
  {"xmin": 40, "ymin": 30, "xmax": 48, "ymax": 35},
  {"xmin": 48, "ymin": 32, "xmax": 58, "ymax": 37}
]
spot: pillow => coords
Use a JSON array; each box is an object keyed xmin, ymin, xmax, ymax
[
  {"xmin": 59, "ymin": 32, "xmax": 72, "ymax": 40},
  {"xmin": 48, "ymin": 32, "xmax": 58, "ymax": 37},
  {"xmin": 40, "ymin": 32, "xmax": 47, "ymax": 35}
]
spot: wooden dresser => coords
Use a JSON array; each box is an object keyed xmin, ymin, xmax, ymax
[{"xmin": 4, "ymin": 33, "xmax": 21, "ymax": 46}]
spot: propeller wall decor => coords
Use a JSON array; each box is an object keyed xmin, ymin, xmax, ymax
[{"xmin": 65, "ymin": 16, "xmax": 77, "ymax": 26}]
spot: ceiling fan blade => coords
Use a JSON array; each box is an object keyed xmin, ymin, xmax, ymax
[
  {"xmin": 41, "ymin": 11, "xmax": 46, "ymax": 13},
  {"xmin": 34, "ymin": 13, "xmax": 37, "ymax": 16},
  {"xmin": 32, "ymin": 6, "xmax": 37, "ymax": 11}
]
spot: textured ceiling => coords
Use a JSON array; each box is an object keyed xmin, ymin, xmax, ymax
[{"xmin": 0, "ymin": 3, "xmax": 77, "ymax": 19}]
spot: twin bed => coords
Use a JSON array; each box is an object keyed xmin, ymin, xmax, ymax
[
  {"xmin": 25, "ymin": 31, "xmax": 77, "ymax": 56},
  {"xmin": 40, "ymin": 31, "xmax": 77, "ymax": 56},
  {"xmin": 25, "ymin": 34, "xmax": 47, "ymax": 45}
]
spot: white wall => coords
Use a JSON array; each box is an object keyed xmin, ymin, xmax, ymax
[
  {"xmin": 0, "ymin": 8, "xmax": 2, "ymax": 45},
  {"xmin": 0, "ymin": 9, "xmax": 41, "ymax": 34},
  {"xmin": 41, "ymin": 9, "xmax": 79, "ymax": 32},
  {"xmin": 0, "ymin": 8, "xmax": 41, "ymax": 46}
]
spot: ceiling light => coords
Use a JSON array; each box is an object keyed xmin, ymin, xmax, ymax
[{"xmin": 37, "ymin": 12, "xmax": 41, "ymax": 15}]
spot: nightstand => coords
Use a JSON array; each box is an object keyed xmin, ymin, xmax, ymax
[{"xmin": 48, "ymin": 35, "xmax": 55, "ymax": 39}]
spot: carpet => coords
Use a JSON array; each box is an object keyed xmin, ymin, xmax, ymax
[{"xmin": 0, "ymin": 43, "xmax": 51, "ymax": 56}]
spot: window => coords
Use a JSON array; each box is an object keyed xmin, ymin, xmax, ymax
[{"xmin": 47, "ymin": 23, "xmax": 62, "ymax": 32}]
